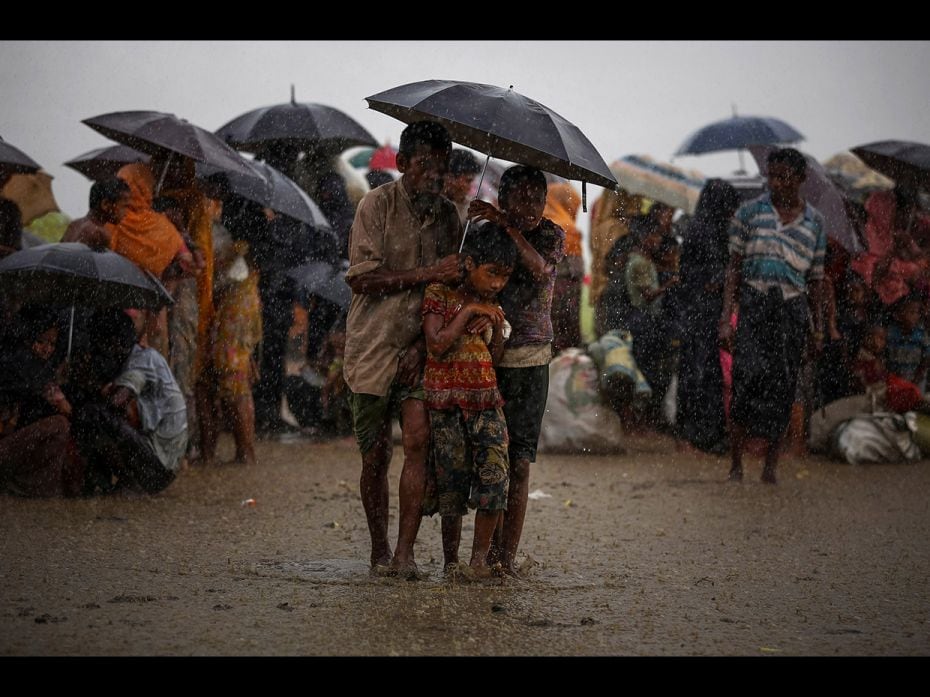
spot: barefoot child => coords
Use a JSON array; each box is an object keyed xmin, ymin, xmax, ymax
[{"xmin": 422, "ymin": 223, "xmax": 516, "ymax": 578}]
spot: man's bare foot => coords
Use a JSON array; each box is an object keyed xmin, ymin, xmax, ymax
[
  {"xmin": 761, "ymin": 466, "xmax": 777, "ymax": 484},
  {"xmin": 369, "ymin": 563, "xmax": 396, "ymax": 578},
  {"xmin": 389, "ymin": 558, "xmax": 424, "ymax": 581},
  {"xmin": 727, "ymin": 466, "xmax": 743, "ymax": 482}
]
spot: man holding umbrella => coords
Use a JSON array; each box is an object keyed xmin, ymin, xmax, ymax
[{"xmin": 343, "ymin": 121, "xmax": 462, "ymax": 577}]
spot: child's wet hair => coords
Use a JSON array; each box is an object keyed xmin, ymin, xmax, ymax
[{"xmin": 462, "ymin": 222, "xmax": 517, "ymax": 269}]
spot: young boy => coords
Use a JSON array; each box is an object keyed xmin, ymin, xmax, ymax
[
  {"xmin": 62, "ymin": 177, "xmax": 130, "ymax": 251},
  {"xmin": 885, "ymin": 294, "xmax": 930, "ymax": 388},
  {"xmin": 422, "ymin": 223, "xmax": 517, "ymax": 579}
]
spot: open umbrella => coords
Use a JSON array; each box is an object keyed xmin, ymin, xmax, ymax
[
  {"xmin": 82, "ymin": 111, "xmax": 257, "ymax": 186},
  {"xmin": 676, "ymin": 115, "xmax": 804, "ymax": 156},
  {"xmin": 64, "ymin": 144, "xmax": 150, "ymax": 181},
  {"xmin": 288, "ymin": 260, "xmax": 350, "ymax": 310},
  {"xmin": 216, "ymin": 87, "xmax": 377, "ymax": 156},
  {"xmin": 196, "ymin": 159, "xmax": 331, "ymax": 230},
  {"xmin": 748, "ymin": 145, "xmax": 863, "ymax": 253},
  {"xmin": 850, "ymin": 140, "xmax": 930, "ymax": 191},
  {"xmin": 365, "ymin": 80, "xmax": 618, "ymax": 193},
  {"xmin": 0, "ymin": 242, "xmax": 174, "ymax": 357},
  {"xmin": 609, "ymin": 155, "xmax": 706, "ymax": 214},
  {"xmin": 347, "ymin": 143, "xmax": 398, "ymax": 171},
  {"xmin": 0, "ymin": 136, "xmax": 42, "ymax": 175},
  {"xmin": 0, "ymin": 170, "xmax": 61, "ymax": 226},
  {"xmin": 0, "ymin": 242, "xmax": 173, "ymax": 310}
]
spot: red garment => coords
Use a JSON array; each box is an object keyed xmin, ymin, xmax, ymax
[
  {"xmin": 422, "ymin": 283, "xmax": 503, "ymax": 412},
  {"xmin": 885, "ymin": 373, "xmax": 924, "ymax": 413}
]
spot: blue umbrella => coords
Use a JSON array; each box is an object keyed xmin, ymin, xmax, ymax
[{"xmin": 675, "ymin": 115, "xmax": 804, "ymax": 156}]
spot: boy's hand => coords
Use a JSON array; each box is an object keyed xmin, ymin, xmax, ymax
[{"xmin": 467, "ymin": 200, "xmax": 507, "ymax": 227}]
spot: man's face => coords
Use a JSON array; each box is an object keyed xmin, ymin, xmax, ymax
[
  {"xmin": 397, "ymin": 145, "xmax": 449, "ymax": 197},
  {"xmin": 102, "ymin": 192, "xmax": 131, "ymax": 224},
  {"xmin": 767, "ymin": 162, "xmax": 804, "ymax": 202}
]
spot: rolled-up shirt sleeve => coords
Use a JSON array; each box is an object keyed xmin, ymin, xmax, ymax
[{"xmin": 346, "ymin": 193, "xmax": 385, "ymax": 280}]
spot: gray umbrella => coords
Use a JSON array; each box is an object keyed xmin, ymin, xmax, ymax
[
  {"xmin": 82, "ymin": 110, "xmax": 257, "ymax": 181},
  {"xmin": 64, "ymin": 144, "xmax": 150, "ymax": 181},
  {"xmin": 365, "ymin": 80, "xmax": 618, "ymax": 191},
  {"xmin": 0, "ymin": 242, "xmax": 173, "ymax": 310},
  {"xmin": 216, "ymin": 88, "xmax": 378, "ymax": 156},
  {"xmin": 0, "ymin": 136, "xmax": 42, "ymax": 175},
  {"xmin": 851, "ymin": 140, "xmax": 930, "ymax": 191},
  {"xmin": 196, "ymin": 159, "xmax": 331, "ymax": 230}
]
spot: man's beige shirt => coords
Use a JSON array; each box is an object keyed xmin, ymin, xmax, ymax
[{"xmin": 344, "ymin": 179, "xmax": 461, "ymax": 396}]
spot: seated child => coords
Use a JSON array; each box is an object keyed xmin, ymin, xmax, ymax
[{"xmin": 422, "ymin": 222, "xmax": 516, "ymax": 579}]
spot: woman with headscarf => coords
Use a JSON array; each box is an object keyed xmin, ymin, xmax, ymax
[
  {"xmin": 674, "ymin": 179, "xmax": 741, "ymax": 453},
  {"xmin": 544, "ymin": 181, "xmax": 584, "ymax": 352}
]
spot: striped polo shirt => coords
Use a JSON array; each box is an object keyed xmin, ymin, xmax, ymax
[{"xmin": 728, "ymin": 193, "xmax": 827, "ymax": 300}]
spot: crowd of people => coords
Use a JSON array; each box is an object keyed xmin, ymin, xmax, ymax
[{"xmin": 3, "ymin": 114, "xmax": 929, "ymax": 581}]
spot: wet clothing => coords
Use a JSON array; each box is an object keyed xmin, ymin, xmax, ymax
[
  {"xmin": 428, "ymin": 406, "xmax": 509, "ymax": 516},
  {"xmin": 885, "ymin": 324, "xmax": 930, "ymax": 384},
  {"xmin": 344, "ymin": 179, "xmax": 461, "ymax": 397},
  {"xmin": 730, "ymin": 286, "xmax": 809, "ymax": 441},
  {"xmin": 497, "ymin": 218, "xmax": 564, "ymax": 350},
  {"xmin": 0, "ymin": 415, "xmax": 83, "ymax": 498},
  {"xmin": 348, "ymin": 382, "xmax": 425, "ymax": 455},
  {"xmin": 422, "ymin": 283, "xmax": 503, "ymax": 413},
  {"xmin": 113, "ymin": 345, "xmax": 188, "ymax": 472},
  {"xmin": 497, "ymin": 364, "xmax": 549, "ymax": 464},
  {"xmin": 729, "ymin": 193, "xmax": 826, "ymax": 300}
]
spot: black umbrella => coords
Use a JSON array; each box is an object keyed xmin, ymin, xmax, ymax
[
  {"xmin": 289, "ymin": 260, "xmax": 350, "ymax": 310},
  {"xmin": 216, "ymin": 87, "xmax": 378, "ymax": 156},
  {"xmin": 0, "ymin": 136, "xmax": 42, "ymax": 175},
  {"xmin": 850, "ymin": 140, "xmax": 930, "ymax": 191},
  {"xmin": 365, "ymin": 80, "xmax": 618, "ymax": 192},
  {"xmin": 196, "ymin": 159, "xmax": 332, "ymax": 230},
  {"xmin": 0, "ymin": 242, "xmax": 173, "ymax": 310},
  {"xmin": 82, "ymin": 110, "xmax": 257, "ymax": 184},
  {"xmin": 64, "ymin": 144, "xmax": 150, "ymax": 181}
]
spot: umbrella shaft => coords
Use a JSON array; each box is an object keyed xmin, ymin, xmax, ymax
[{"xmin": 459, "ymin": 153, "xmax": 492, "ymax": 253}]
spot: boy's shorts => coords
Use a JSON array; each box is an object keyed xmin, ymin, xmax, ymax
[
  {"xmin": 428, "ymin": 407, "xmax": 509, "ymax": 516},
  {"xmin": 349, "ymin": 382, "xmax": 425, "ymax": 454}
]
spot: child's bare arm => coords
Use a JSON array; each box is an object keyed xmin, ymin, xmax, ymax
[{"xmin": 424, "ymin": 306, "xmax": 477, "ymax": 357}]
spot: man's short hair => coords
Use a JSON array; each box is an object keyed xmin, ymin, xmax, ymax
[
  {"xmin": 398, "ymin": 121, "xmax": 452, "ymax": 157},
  {"xmin": 462, "ymin": 222, "xmax": 518, "ymax": 270},
  {"xmin": 767, "ymin": 148, "xmax": 807, "ymax": 177},
  {"xmin": 498, "ymin": 165, "xmax": 547, "ymax": 205},
  {"xmin": 89, "ymin": 177, "xmax": 130, "ymax": 211},
  {"xmin": 448, "ymin": 149, "xmax": 481, "ymax": 177}
]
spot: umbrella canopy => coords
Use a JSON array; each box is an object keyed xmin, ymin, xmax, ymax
[
  {"xmin": 0, "ymin": 136, "xmax": 42, "ymax": 175},
  {"xmin": 197, "ymin": 159, "xmax": 331, "ymax": 230},
  {"xmin": 365, "ymin": 80, "xmax": 618, "ymax": 191},
  {"xmin": 216, "ymin": 94, "xmax": 377, "ymax": 155},
  {"xmin": 0, "ymin": 242, "xmax": 173, "ymax": 310},
  {"xmin": 64, "ymin": 144, "xmax": 150, "ymax": 181},
  {"xmin": 822, "ymin": 151, "xmax": 895, "ymax": 195},
  {"xmin": 676, "ymin": 116, "xmax": 804, "ymax": 156},
  {"xmin": 850, "ymin": 140, "xmax": 930, "ymax": 191},
  {"xmin": 748, "ymin": 145, "xmax": 863, "ymax": 254},
  {"xmin": 609, "ymin": 155, "xmax": 706, "ymax": 214},
  {"xmin": 82, "ymin": 110, "xmax": 256, "ymax": 179},
  {"xmin": 289, "ymin": 260, "xmax": 350, "ymax": 310}
]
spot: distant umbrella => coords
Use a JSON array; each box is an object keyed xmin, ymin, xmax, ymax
[
  {"xmin": 851, "ymin": 140, "xmax": 930, "ymax": 191},
  {"xmin": 609, "ymin": 155, "xmax": 706, "ymax": 214},
  {"xmin": 216, "ymin": 88, "xmax": 377, "ymax": 156},
  {"xmin": 64, "ymin": 145, "xmax": 150, "ymax": 181},
  {"xmin": 676, "ymin": 115, "xmax": 804, "ymax": 156},
  {"xmin": 0, "ymin": 136, "xmax": 42, "ymax": 175}
]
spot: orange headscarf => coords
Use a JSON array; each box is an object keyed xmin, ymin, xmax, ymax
[
  {"xmin": 544, "ymin": 182, "xmax": 582, "ymax": 258},
  {"xmin": 106, "ymin": 163, "xmax": 183, "ymax": 277}
]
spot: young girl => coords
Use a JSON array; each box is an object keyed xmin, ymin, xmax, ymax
[{"xmin": 422, "ymin": 223, "xmax": 516, "ymax": 579}]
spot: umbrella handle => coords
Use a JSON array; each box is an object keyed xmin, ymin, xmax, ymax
[
  {"xmin": 458, "ymin": 153, "xmax": 492, "ymax": 253},
  {"xmin": 67, "ymin": 305, "xmax": 74, "ymax": 361},
  {"xmin": 155, "ymin": 151, "xmax": 174, "ymax": 197}
]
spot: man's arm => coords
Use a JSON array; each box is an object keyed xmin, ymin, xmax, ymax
[{"xmin": 346, "ymin": 255, "xmax": 462, "ymax": 295}]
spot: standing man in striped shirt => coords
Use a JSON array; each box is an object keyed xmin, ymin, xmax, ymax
[{"xmin": 719, "ymin": 148, "xmax": 826, "ymax": 484}]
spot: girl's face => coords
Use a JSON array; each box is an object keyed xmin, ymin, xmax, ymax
[
  {"xmin": 31, "ymin": 326, "xmax": 58, "ymax": 361},
  {"xmin": 465, "ymin": 258, "xmax": 513, "ymax": 300}
]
